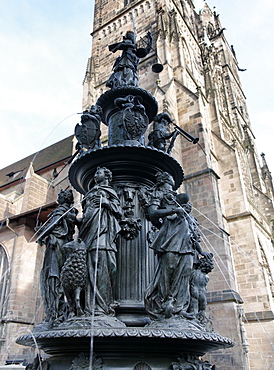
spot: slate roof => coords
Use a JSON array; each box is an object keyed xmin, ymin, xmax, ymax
[{"xmin": 0, "ymin": 135, "xmax": 74, "ymax": 188}]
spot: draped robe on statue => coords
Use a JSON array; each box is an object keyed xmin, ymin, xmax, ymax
[
  {"xmin": 40, "ymin": 202, "xmax": 77, "ymax": 322},
  {"xmin": 145, "ymin": 190, "xmax": 194, "ymax": 319},
  {"xmin": 79, "ymin": 184, "xmax": 121, "ymax": 316}
]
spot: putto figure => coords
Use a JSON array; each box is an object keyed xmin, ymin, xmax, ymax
[
  {"xmin": 188, "ymin": 254, "xmax": 214, "ymax": 325},
  {"xmin": 37, "ymin": 190, "xmax": 78, "ymax": 324},
  {"xmin": 106, "ymin": 31, "xmax": 152, "ymax": 89},
  {"xmin": 78, "ymin": 167, "xmax": 122, "ymax": 316},
  {"xmin": 148, "ymin": 112, "xmax": 176, "ymax": 152},
  {"xmin": 144, "ymin": 172, "xmax": 211, "ymax": 320}
]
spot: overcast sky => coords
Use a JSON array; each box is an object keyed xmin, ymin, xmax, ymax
[{"xmin": 0, "ymin": 0, "xmax": 273, "ymax": 174}]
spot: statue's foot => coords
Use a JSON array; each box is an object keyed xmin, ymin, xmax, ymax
[
  {"xmin": 68, "ymin": 311, "xmax": 76, "ymax": 319},
  {"xmin": 181, "ymin": 311, "xmax": 195, "ymax": 319},
  {"xmin": 76, "ymin": 308, "xmax": 84, "ymax": 317}
]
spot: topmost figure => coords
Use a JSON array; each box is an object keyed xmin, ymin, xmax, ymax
[{"xmin": 106, "ymin": 30, "xmax": 152, "ymax": 89}]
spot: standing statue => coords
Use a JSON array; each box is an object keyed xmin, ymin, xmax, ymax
[
  {"xmin": 148, "ymin": 112, "xmax": 176, "ymax": 152},
  {"xmin": 78, "ymin": 167, "xmax": 122, "ymax": 316},
  {"xmin": 37, "ymin": 190, "xmax": 78, "ymax": 324},
  {"xmin": 144, "ymin": 172, "xmax": 211, "ymax": 320},
  {"xmin": 106, "ymin": 31, "xmax": 152, "ymax": 89}
]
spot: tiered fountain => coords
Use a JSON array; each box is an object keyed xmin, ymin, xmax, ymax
[{"xmin": 17, "ymin": 30, "xmax": 233, "ymax": 370}]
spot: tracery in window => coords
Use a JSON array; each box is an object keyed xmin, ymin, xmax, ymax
[{"xmin": 0, "ymin": 246, "xmax": 9, "ymax": 318}]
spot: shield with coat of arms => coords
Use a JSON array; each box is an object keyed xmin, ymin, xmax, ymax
[
  {"xmin": 122, "ymin": 106, "xmax": 149, "ymax": 141},
  {"xmin": 75, "ymin": 113, "xmax": 101, "ymax": 150}
]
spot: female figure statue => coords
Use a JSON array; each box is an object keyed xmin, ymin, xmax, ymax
[
  {"xmin": 145, "ymin": 172, "xmax": 211, "ymax": 320},
  {"xmin": 79, "ymin": 167, "xmax": 122, "ymax": 316},
  {"xmin": 37, "ymin": 190, "xmax": 78, "ymax": 324},
  {"xmin": 106, "ymin": 31, "xmax": 152, "ymax": 89}
]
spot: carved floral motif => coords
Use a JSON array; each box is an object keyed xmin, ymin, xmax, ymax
[
  {"xmin": 170, "ymin": 354, "xmax": 216, "ymax": 370},
  {"xmin": 70, "ymin": 352, "xmax": 103, "ymax": 370}
]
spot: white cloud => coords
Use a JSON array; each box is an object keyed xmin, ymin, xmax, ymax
[{"xmin": 0, "ymin": 0, "xmax": 92, "ymax": 169}]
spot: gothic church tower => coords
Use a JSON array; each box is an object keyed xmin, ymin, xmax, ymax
[{"xmin": 83, "ymin": 0, "xmax": 274, "ymax": 368}]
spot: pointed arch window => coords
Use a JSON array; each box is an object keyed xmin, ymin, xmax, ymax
[{"xmin": 0, "ymin": 246, "xmax": 9, "ymax": 318}]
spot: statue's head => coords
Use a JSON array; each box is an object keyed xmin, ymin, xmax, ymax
[
  {"xmin": 124, "ymin": 30, "xmax": 135, "ymax": 43},
  {"xmin": 155, "ymin": 171, "xmax": 175, "ymax": 188},
  {"xmin": 57, "ymin": 189, "xmax": 74, "ymax": 205},
  {"xmin": 94, "ymin": 167, "xmax": 112, "ymax": 184},
  {"xmin": 155, "ymin": 112, "xmax": 173, "ymax": 124},
  {"xmin": 176, "ymin": 193, "xmax": 190, "ymax": 206},
  {"xmin": 198, "ymin": 254, "xmax": 214, "ymax": 273}
]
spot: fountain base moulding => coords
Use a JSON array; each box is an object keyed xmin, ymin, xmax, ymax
[{"xmin": 16, "ymin": 322, "xmax": 233, "ymax": 369}]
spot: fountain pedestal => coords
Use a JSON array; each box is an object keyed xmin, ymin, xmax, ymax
[{"xmin": 17, "ymin": 139, "xmax": 233, "ymax": 370}]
